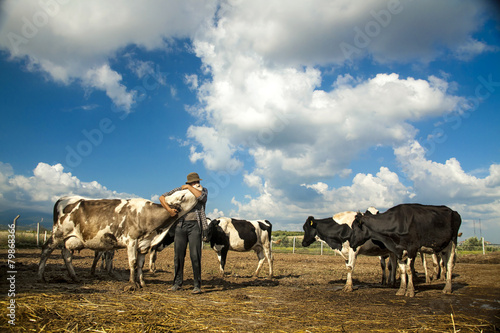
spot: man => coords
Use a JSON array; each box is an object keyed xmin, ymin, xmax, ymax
[{"xmin": 159, "ymin": 172, "xmax": 208, "ymax": 294}]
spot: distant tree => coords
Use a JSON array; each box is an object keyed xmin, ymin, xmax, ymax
[{"xmin": 463, "ymin": 236, "xmax": 482, "ymax": 247}]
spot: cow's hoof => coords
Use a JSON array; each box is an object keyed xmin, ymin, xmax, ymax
[
  {"xmin": 342, "ymin": 286, "xmax": 354, "ymax": 292},
  {"xmin": 396, "ymin": 288, "xmax": 406, "ymax": 296},
  {"xmin": 123, "ymin": 282, "xmax": 141, "ymax": 292}
]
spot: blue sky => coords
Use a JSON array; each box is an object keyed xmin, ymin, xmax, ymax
[{"xmin": 1, "ymin": 0, "xmax": 499, "ymax": 242}]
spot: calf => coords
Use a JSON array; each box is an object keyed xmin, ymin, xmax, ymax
[
  {"xmin": 38, "ymin": 190, "xmax": 197, "ymax": 289},
  {"xmin": 91, "ymin": 250, "xmax": 115, "ymax": 276},
  {"xmin": 208, "ymin": 217, "xmax": 273, "ymax": 278},
  {"xmin": 349, "ymin": 204, "xmax": 462, "ymax": 297},
  {"xmin": 148, "ymin": 227, "xmax": 176, "ymax": 273},
  {"xmin": 302, "ymin": 209, "xmax": 396, "ymax": 292}
]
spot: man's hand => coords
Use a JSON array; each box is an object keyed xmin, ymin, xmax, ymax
[
  {"xmin": 159, "ymin": 195, "xmax": 178, "ymax": 217},
  {"xmin": 167, "ymin": 207, "xmax": 179, "ymax": 217}
]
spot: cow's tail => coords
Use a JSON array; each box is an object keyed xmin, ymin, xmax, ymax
[
  {"xmin": 50, "ymin": 198, "xmax": 67, "ymax": 242},
  {"xmin": 53, "ymin": 199, "xmax": 62, "ymax": 225},
  {"xmin": 451, "ymin": 210, "xmax": 462, "ymax": 245},
  {"xmin": 264, "ymin": 220, "xmax": 272, "ymax": 244}
]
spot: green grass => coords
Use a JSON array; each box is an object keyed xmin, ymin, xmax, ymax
[{"xmin": 0, "ymin": 230, "xmax": 49, "ymax": 249}]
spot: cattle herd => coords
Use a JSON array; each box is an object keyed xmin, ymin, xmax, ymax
[{"xmin": 38, "ymin": 192, "xmax": 462, "ymax": 298}]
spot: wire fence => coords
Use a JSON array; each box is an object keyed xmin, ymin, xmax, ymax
[
  {"xmin": 270, "ymin": 236, "xmax": 500, "ymax": 256},
  {"xmin": 2, "ymin": 227, "xmax": 499, "ymax": 256}
]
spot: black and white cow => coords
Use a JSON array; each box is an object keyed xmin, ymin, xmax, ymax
[
  {"xmin": 91, "ymin": 250, "xmax": 115, "ymax": 276},
  {"xmin": 147, "ymin": 227, "xmax": 175, "ymax": 273},
  {"xmin": 302, "ymin": 208, "xmax": 396, "ymax": 292},
  {"xmin": 208, "ymin": 217, "xmax": 273, "ymax": 278},
  {"xmin": 38, "ymin": 190, "xmax": 197, "ymax": 289},
  {"xmin": 349, "ymin": 204, "xmax": 462, "ymax": 297}
]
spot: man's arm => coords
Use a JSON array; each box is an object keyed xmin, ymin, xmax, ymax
[
  {"xmin": 181, "ymin": 184, "xmax": 202, "ymax": 198},
  {"xmin": 159, "ymin": 187, "xmax": 182, "ymax": 216}
]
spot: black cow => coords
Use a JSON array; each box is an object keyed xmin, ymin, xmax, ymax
[
  {"xmin": 349, "ymin": 204, "xmax": 462, "ymax": 297},
  {"xmin": 208, "ymin": 217, "xmax": 273, "ymax": 278}
]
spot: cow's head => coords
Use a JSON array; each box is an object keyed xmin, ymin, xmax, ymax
[
  {"xmin": 205, "ymin": 218, "xmax": 225, "ymax": 245},
  {"xmin": 165, "ymin": 190, "xmax": 198, "ymax": 215},
  {"xmin": 203, "ymin": 218, "xmax": 215, "ymax": 243},
  {"xmin": 302, "ymin": 216, "xmax": 318, "ymax": 247}
]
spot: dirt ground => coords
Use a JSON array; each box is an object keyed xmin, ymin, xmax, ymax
[{"xmin": 1, "ymin": 247, "xmax": 499, "ymax": 332}]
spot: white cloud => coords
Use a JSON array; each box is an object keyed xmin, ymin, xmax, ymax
[
  {"xmin": 393, "ymin": 141, "xmax": 500, "ymax": 240},
  {"xmin": 187, "ymin": 125, "xmax": 243, "ymax": 172},
  {"xmin": 303, "ymin": 166, "xmax": 413, "ymax": 211},
  {"xmin": 197, "ymin": 0, "xmax": 493, "ymax": 67},
  {"xmin": 0, "ymin": 0, "xmax": 218, "ymax": 111},
  {"xmin": 186, "ymin": 0, "xmax": 495, "ymax": 223},
  {"xmin": 0, "ymin": 162, "xmax": 136, "ymax": 213},
  {"xmin": 394, "ymin": 141, "xmax": 500, "ymax": 204}
]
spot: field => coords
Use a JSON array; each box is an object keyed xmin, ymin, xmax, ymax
[{"xmin": 1, "ymin": 247, "xmax": 499, "ymax": 332}]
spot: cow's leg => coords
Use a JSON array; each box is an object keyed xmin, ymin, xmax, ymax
[
  {"xmin": 137, "ymin": 252, "xmax": 147, "ymax": 288},
  {"xmin": 91, "ymin": 251, "xmax": 102, "ymax": 276},
  {"xmin": 149, "ymin": 248, "xmax": 157, "ymax": 273},
  {"xmin": 421, "ymin": 252, "xmax": 431, "ymax": 284},
  {"xmin": 396, "ymin": 257, "xmax": 407, "ymax": 296},
  {"xmin": 253, "ymin": 249, "xmax": 266, "ymax": 278},
  {"xmin": 431, "ymin": 253, "xmax": 440, "ymax": 281},
  {"xmin": 442, "ymin": 242, "xmax": 455, "ymax": 294},
  {"xmin": 343, "ymin": 249, "xmax": 356, "ymax": 292},
  {"xmin": 388, "ymin": 253, "xmax": 397, "ymax": 287},
  {"xmin": 105, "ymin": 251, "xmax": 114, "ymax": 275},
  {"xmin": 38, "ymin": 236, "xmax": 59, "ymax": 282},
  {"xmin": 61, "ymin": 246, "xmax": 79, "ymax": 282},
  {"xmin": 127, "ymin": 241, "xmax": 140, "ymax": 288},
  {"xmin": 264, "ymin": 244, "xmax": 273, "ymax": 278},
  {"xmin": 405, "ymin": 257, "xmax": 415, "ymax": 297},
  {"xmin": 440, "ymin": 255, "xmax": 446, "ymax": 280},
  {"xmin": 220, "ymin": 248, "xmax": 229, "ymax": 277},
  {"xmin": 380, "ymin": 256, "xmax": 387, "ymax": 285}
]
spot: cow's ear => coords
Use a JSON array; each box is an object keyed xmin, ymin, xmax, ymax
[{"xmin": 308, "ymin": 216, "xmax": 316, "ymax": 228}]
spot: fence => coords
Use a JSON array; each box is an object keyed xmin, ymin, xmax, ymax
[
  {"xmin": 271, "ymin": 236, "xmax": 341, "ymax": 255},
  {"xmin": 270, "ymin": 236, "xmax": 500, "ymax": 255},
  {"xmin": 2, "ymin": 226, "xmax": 499, "ymax": 255},
  {"xmin": 0, "ymin": 218, "xmax": 50, "ymax": 249}
]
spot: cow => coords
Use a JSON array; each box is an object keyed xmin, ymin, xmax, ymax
[
  {"xmin": 414, "ymin": 248, "xmax": 441, "ymax": 283},
  {"xmin": 148, "ymin": 227, "xmax": 175, "ymax": 273},
  {"xmin": 349, "ymin": 204, "xmax": 462, "ymax": 297},
  {"xmin": 207, "ymin": 217, "xmax": 273, "ymax": 278},
  {"xmin": 302, "ymin": 208, "xmax": 396, "ymax": 292},
  {"xmin": 38, "ymin": 189, "xmax": 198, "ymax": 289},
  {"xmin": 91, "ymin": 250, "xmax": 115, "ymax": 276}
]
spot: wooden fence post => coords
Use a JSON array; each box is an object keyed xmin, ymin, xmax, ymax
[
  {"xmin": 37, "ymin": 223, "xmax": 40, "ymax": 247},
  {"xmin": 13, "ymin": 215, "xmax": 19, "ymax": 230}
]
